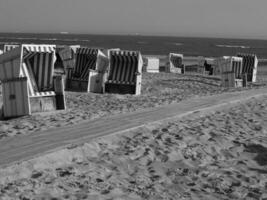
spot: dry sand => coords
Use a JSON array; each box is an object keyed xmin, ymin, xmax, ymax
[
  {"xmin": 0, "ymin": 73, "xmax": 265, "ymax": 140},
  {"xmin": 0, "ymin": 96, "xmax": 267, "ymax": 200}
]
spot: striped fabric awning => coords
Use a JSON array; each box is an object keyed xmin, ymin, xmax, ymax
[
  {"xmin": 169, "ymin": 53, "xmax": 183, "ymax": 68},
  {"xmin": 23, "ymin": 45, "xmax": 56, "ymax": 53},
  {"xmin": 21, "ymin": 45, "xmax": 56, "ymax": 92},
  {"xmin": 73, "ymin": 48, "xmax": 99, "ymax": 79},
  {"xmin": 237, "ymin": 53, "xmax": 257, "ymax": 82},
  {"xmin": 231, "ymin": 57, "xmax": 243, "ymax": 79},
  {"xmin": 108, "ymin": 50, "xmax": 141, "ymax": 85}
]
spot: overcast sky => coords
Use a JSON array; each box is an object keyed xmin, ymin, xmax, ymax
[{"xmin": 0, "ymin": 0, "xmax": 266, "ymax": 39}]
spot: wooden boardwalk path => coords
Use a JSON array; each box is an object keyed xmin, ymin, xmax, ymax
[{"xmin": 0, "ymin": 88, "xmax": 267, "ymax": 167}]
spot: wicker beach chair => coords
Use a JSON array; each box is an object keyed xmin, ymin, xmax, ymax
[
  {"xmin": 183, "ymin": 56, "xmax": 206, "ymax": 75},
  {"xmin": 65, "ymin": 47, "xmax": 109, "ymax": 93},
  {"xmin": 105, "ymin": 50, "xmax": 143, "ymax": 95},
  {"xmin": 237, "ymin": 53, "xmax": 258, "ymax": 83},
  {"xmin": 0, "ymin": 44, "xmax": 66, "ymax": 118},
  {"xmin": 216, "ymin": 56, "xmax": 243, "ymax": 87},
  {"xmin": 167, "ymin": 53, "xmax": 183, "ymax": 73}
]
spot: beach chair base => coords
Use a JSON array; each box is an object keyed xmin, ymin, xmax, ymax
[
  {"xmin": 66, "ymin": 79, "xmax": 89, "ymax": 92},
  {"xmin": 104, "ymin": 83, "xmax": 136, "ymax": 95},
  {"xmin": 30, "ymin": 96, "xmax": 57, "ymax": 113},
  {"xmin": 2, "ymin": 76, "xmax": 66, "ymax": 118},
  {"xmin": 221, "ymin": 72, "xmax": 243, "ymax": 88}
]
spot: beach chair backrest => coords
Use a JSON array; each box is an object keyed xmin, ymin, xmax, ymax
[
  {"xmin": 74, "ymin": 48, "xmax": 98, "ymax": 79},
  {"xmin": 237, "ymin": 53, "xmax": 258, "ymax": 82},
  {"xmin": 22, "ymin": 45, "xmax": 56, "ymax": 91},
  {"xmin": 231, "ymin": 57, "xmax": 243, "ymax": 79},
  {"xmin": 169, "ymin": 53, "xmax": 183, "ymax": 68},
  {"xmin": 108, "ymin": 50, "xmax": 141, "ymax": 84}
]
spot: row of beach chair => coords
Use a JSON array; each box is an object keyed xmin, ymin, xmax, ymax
[
  {"xmin": 0, "ymin": 44, "xmax": 143, "ymax": 118},
  {"xmin": 0, "ymin": 43, "xmax": 259, "ymax": 118}
]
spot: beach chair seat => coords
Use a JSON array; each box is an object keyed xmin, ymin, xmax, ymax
[
  {"xmin": 167, "ymin": 53, "xmax": 183, "ymax": 73},
  {"xmin": 236, "ymin": 53, "xmax": 258, "ymax": 82},
  {"xmin": 65, "ymin": 47, "xmax": 109, "ymax": 93},
  {"xmin": 0, "ymin": 44, "xmax": 66, "ymax": 118},
  {"xmin": 105, "ymin": 50, "xmax": 143, "ymax": 95}
]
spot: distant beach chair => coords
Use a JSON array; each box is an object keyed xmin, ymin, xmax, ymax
[
  {"xmin": 236, "ymin": 53, "xmax": 258, "ymax": 83},
  {"xmin": 167, "ymin": 53, "xmax": 183, "ymax": 73},
  {"xmin": 104, "ymin": 50, "xmax": 143, "ymax": 95},
  {"xmin": 216, "ymin": 56, "xmax": 243, "ymax": 87},
  {"xmin": 143, "ymin": 57, "xmax": 159, "ymax": 73},
  {"xmin": 3, "ymin": 44, "xmax": 20, "ymax": 53},
  {"xmin": 0, "ymin": 44, "xmax": 66, "ymax": 118},
  {"xmin": 65, "ymin": 47, "xmax": 109, "ymax": 93},
  {"xmin": 183, "ymin": 56, "xmax": 206, "ymax": 75},
  {"xmin": 204, "ymin": 58, "xmax": 216, "ymax": 75}
]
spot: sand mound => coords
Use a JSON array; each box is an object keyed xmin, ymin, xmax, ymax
[{"xmin": 1, "ymin": 96, "xmax": 267, "ymax": 199}]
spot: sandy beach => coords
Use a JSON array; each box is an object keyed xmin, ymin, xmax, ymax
[
  {"xmin": 0, "ymin": 95, "xmax": 267, "ymax": 199},
  {"xmin": 0, "ymin": 56, "xmax": 266, "ymax": 199}
]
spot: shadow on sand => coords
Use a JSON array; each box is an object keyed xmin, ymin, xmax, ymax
[{"xmin": 245, "ymin": 143, "xmax": 267, "ymax": 166}]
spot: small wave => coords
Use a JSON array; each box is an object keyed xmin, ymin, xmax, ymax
[
  {"xmin": 173, "ymin": 43, "xmax": 183, "ymax": 46},
  {"xmin": 216, "ymin": 44, "xmax": 250, "ymax": 49}
]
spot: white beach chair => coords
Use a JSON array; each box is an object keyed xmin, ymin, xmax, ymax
[
  {"xmin": 167, "ymin": 53, "xmax": 183, "ymax": 73},
  {"xmin": 105, "ymin": 50, "xmax": 143, "ymax": 95},
  {"xmin": 0, "ymin": 44, "xmax": 66, "ymax": 118},
  {"xmin": 143, "ymin": 57, "xmax": 159, "ymax": 73}
]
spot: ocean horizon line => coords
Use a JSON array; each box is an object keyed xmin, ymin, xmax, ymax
[{"xmin": 0, "ymin": 32, "xmax": 267, "ymax": 41}]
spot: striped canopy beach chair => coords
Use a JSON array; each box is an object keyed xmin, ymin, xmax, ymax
[
  {"xmin": 105, "ymin": 50, "xmax": 143, "ymax": 95},
  {"xmin": 0, "ymin": 44, "xmax": 66, "ymax": 118},
  {"xmin": 216, "ymin": 56, "xmax": 243, "ymax": 87},
  {"xmin": 167, "ymin": 53, "xmax": 183, "ymax": 73},
  {"xmin": 3, "ymin": 44, "xmax": 20, "ymax": 53},
  {"xmin": 65, "ymin": 47, "xmax": 109, "ymax": 93},
  {"xmin": 236, "ymin": 53, "xmax": 258, "ymax": 82}
]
